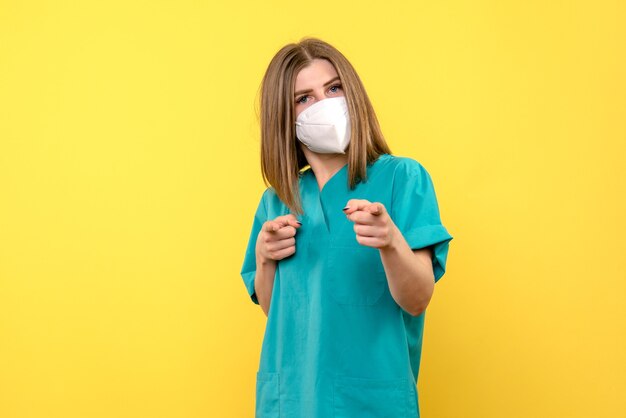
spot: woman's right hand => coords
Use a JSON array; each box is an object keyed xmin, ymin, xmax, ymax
[
  {"xmin": 255, "ymin": 214, "xmax": 302, "ymax": 263},
  {"xmin": 254, "ymin": 214, "xmax": 301, "ymax": 316}
]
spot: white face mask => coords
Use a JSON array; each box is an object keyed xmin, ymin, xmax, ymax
[{"xmin": 295, "ymin": 96, "xmax": 351, "ymax": 154}]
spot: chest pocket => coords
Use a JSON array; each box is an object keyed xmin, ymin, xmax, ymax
[{"xmin": 326, "ymin": 235, "xmax": 387, "ymax": 306}]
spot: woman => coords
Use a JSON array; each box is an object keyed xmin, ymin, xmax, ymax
[{"xmin": 240, "ymin": 37, "xmax": 453, "ymax": 418}]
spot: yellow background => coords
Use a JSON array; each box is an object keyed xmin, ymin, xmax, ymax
[{"xmin": 1, "ymin": 1, "xmax": 624, "ymax": 417}]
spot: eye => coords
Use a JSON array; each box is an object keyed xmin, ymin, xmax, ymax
[
  {"xmin": 296, "ymin": 95, "xmax": 309, "ymax": 104},
  {"xmin": 329, "ymin": 84, "xmax": 342, "ymax": 93}
]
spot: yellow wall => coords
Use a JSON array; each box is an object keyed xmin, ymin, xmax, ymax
[{"xmin": 1, "ymin": 1, "xmax": 624, "ymax": 417}]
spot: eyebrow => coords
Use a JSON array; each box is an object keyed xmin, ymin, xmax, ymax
[{"xmin": 294, "ymin": 76, "xmax": 341, "ymax": 97}]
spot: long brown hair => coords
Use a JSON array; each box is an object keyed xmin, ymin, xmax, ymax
[{"xmin": 257, "ymin": 37, "xmax": 392, "ymax": 215}]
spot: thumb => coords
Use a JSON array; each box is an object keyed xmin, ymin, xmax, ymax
[{"xmin": 365, "ymin": 202, "xmax": 385, "ymax": 216}]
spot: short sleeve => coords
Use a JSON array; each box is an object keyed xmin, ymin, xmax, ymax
[
  {"xmin": 239, "ymin": 190, "xmax": 268, "ymax": 305},
  {"xmin": 391, "ymin": 160, "xmax": 453, "ymax": 283}
]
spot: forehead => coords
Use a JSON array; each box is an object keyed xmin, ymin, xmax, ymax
[{"xmin": 294, "ymin": 59, "xmax": 339, "ymax": 88}]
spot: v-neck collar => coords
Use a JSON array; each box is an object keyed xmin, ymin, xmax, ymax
[
  {"xmin": 305, "ymin": 161, "xmax": 349, "ymax": 194},
  {"xmin": 299, "ymin": 154, "xmax": 390, "ymax": 235}
]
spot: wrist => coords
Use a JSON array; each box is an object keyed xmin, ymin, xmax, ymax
[
  {"xmin": 256, "ymin": 252, "xmax": 275, "ymax": 267},
  {"xmin": 381, "ymin": 223, "xmax": 403, "ymax": 252}
]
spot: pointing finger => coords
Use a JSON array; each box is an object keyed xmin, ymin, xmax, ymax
[
  {"xmin": 275, "ymin": 214, "xmax": 302, "ymax": 229},
  {"xmin": 264, "ymin": 215, "xmax": 302, "ymax": 233},
  {"xmin": 342, "ymin": 199, "xmax": 371, "ymax": 215}
]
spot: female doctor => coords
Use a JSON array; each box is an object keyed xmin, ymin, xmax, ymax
[{"xmin": 240, "ymin": 37, "xmax": 453, "ymax": 418}]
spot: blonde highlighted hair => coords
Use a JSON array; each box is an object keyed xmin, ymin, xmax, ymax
[{"xmin": 257, "ymin": 37, "xmax": 391, "ymax": 215}]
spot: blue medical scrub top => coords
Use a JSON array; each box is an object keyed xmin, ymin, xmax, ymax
[{"xmin": 240, "ymin": 153, "xmax": 453, "ymax": 418}]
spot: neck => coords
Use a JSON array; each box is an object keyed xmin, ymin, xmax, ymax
[{"xmin": 301, "ymin": 146, "xmax": 348, "ymax": 189}]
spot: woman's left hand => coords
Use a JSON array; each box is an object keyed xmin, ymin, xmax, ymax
[{"xmin": 342, "ymin": 199, "xmax": 398, "ymax": 249}]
